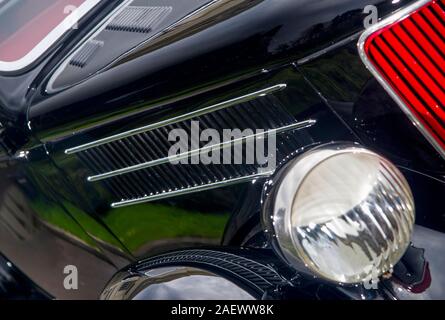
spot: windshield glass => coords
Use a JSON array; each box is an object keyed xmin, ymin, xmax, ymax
[{"xmin": 0, "ymin": 0, "xmax": 101, "ymax": 71}]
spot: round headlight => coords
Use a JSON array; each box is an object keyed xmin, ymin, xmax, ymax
[{"xmin": 266, "ymin": 144, "xmax": 415, "ymax": 284}]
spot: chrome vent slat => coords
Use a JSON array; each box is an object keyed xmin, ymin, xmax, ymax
[
  {"xmin": 84, "ymin": 96, "xmax": 297, "ymax": 177},
  {"xmin": 106, "ymin": 6, "xmax": 172, "ymax": 33},
  {"xmin": 65, "ymin": 85, "xmax": 287, "ymax": 154},
  {"xmin": 65, "ymin": 85, "xmax": 317, "ymax": 207},
  {"xmin": 88, "ymin": 122, "xmax": 311, "ymax": 182},
  {"xmin": 69, "ymin": 40, "xmax": 104, "ymax": 68},
  {"xmin": 105, "ymin": 129, "xmax": 305, "ymax": 207},
  {"xmin": 111, "ymin": 172, "xmax": 272, "ymax": 208},
  {"xmin": 87, "ymin": 148, "xmax": 113, "ymax": 173}
]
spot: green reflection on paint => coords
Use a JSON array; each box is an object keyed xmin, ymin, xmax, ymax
[{"xmin": 104, "ymin": 203, "xmax": 230, "ymax": 252}]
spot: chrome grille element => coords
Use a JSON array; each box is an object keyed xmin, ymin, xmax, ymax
[{"xmin": 66, "ymin": 84, "xmax": 316, "ymax": 207}]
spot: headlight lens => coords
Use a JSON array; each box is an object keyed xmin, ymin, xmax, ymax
[{"xmin": 267, "ymin": 144, "xmax": 415, "ymax": 284}]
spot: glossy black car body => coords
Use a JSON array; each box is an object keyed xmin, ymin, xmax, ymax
[{"xmin": 0, "ymin": 0, "xmax": 443, "ymax": 300}]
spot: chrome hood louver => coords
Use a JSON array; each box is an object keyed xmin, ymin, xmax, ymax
[{"xmin": 65, "ymin": 85, "xmax": 316, "ymax": 208}]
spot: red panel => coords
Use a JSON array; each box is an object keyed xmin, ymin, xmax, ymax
[{"xmin": 363, "ymin": 0, "xmax": 445, "ymax": 151}]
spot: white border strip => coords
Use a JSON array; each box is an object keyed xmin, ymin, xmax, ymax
[
  {"xmin": 46, "ymin": 0, "xmax": 135, "ymax": 92},
  {"xmin": 0, "ymin": 0, "xmax": 102, "ymax": 72},
  {"xmin": 357, "ymin": 0, "xmax": 445, "ymax": 159}
]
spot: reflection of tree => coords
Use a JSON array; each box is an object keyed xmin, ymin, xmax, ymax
[
  {"xmin": 276, "ymin": 9, "xmax": 363, "ymax": 55},
  {"xmin": 299, "ymin": 44, "xmax": 371, "ymax": 103},
  {"xmin": 105, "ymin": 202, "xmax": 230, "ymax": 254},
  {"xmin": 276, "ymin": 0, "xmax": 405, "ymax": 56}
]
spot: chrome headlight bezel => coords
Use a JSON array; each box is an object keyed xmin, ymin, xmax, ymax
[{"xmin": 263, "ymin": 143, "xmax": 415, "ymax": 284}]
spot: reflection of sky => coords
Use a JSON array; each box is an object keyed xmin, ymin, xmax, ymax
[{"xmin": 133, "ymin": 274, "xmax": 254, "ymax": 300}]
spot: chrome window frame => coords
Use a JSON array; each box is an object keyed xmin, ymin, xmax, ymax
[{"xmin": 0, "ymin": 0, "xmax": 102, "ymax": 72}]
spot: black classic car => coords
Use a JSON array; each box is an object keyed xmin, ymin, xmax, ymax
[{"xmin": 0, "ymin": 0, "xmax": 444, "ymax": 300}]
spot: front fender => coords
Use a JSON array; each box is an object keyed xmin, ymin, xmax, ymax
[
  {"xmin": 101, "ymin": 248, "xmax": 289, "ymax": 300},
  {"xmin": 100, "ymin": 247, "xmax": 388, "ymax": 300}
]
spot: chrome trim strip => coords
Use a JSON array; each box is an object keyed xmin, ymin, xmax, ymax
[
  {"xmin": 0, "ymin": 0, "xmax": 103, "ymax": 72},
  {"xmin": 111, "ymin": 171, "xmax": 273, "ymax": 208},
  {"xmin": 298, "ymin": 31, "xmax": 362, "ymax": 65},
  {"xmin": 357, "ymin": 0, "xmax": 445, "ymax": 158},
  {"xmin": 65, "ymin": 84, "xmax": 287, "ymax": 154},
  {"xmin": 87, "ymin": 120, "xmax": 316, "ymax": 182}
]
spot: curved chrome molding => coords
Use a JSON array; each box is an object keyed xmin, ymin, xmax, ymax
[
  {"xmin": 298, "ymin": 31, "xmax": 362, "ymax": 65},
  {"xmin": 88, "ymin": 120, "xmax": 315, "ymax": 182},
  {"xmin": 111, "ymin": 171, "xmax": 272, "ymax": 208},
  {"xmin": 0, "ymin": 0, "xmax": 103, "ymax": 72},
  {"xmin": 65, "ymin": 84, "xmax": 287, "ymax": 155},
  {"xmin": 357, "ymin": 0, "xmax": 445, "ymax": 158}
]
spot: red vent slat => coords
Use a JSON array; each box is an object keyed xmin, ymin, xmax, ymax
[
  {"xmin": 383, "ymin": 30, "xmax": 445, "ymax": 107},
  {"xmin": 368, "ymin": 44, "xmax": 445, "ymax": 139},
  {"xmin": 360, "ymin": 0, "xmax": 445, "ymax": 157},
  {"xmin": 422, "ymin": 8, "xmax": 445, "ymax": 40},
  {"xmin": 392, "ymin": 24, "xmax": 445, "ymax": 86}
]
